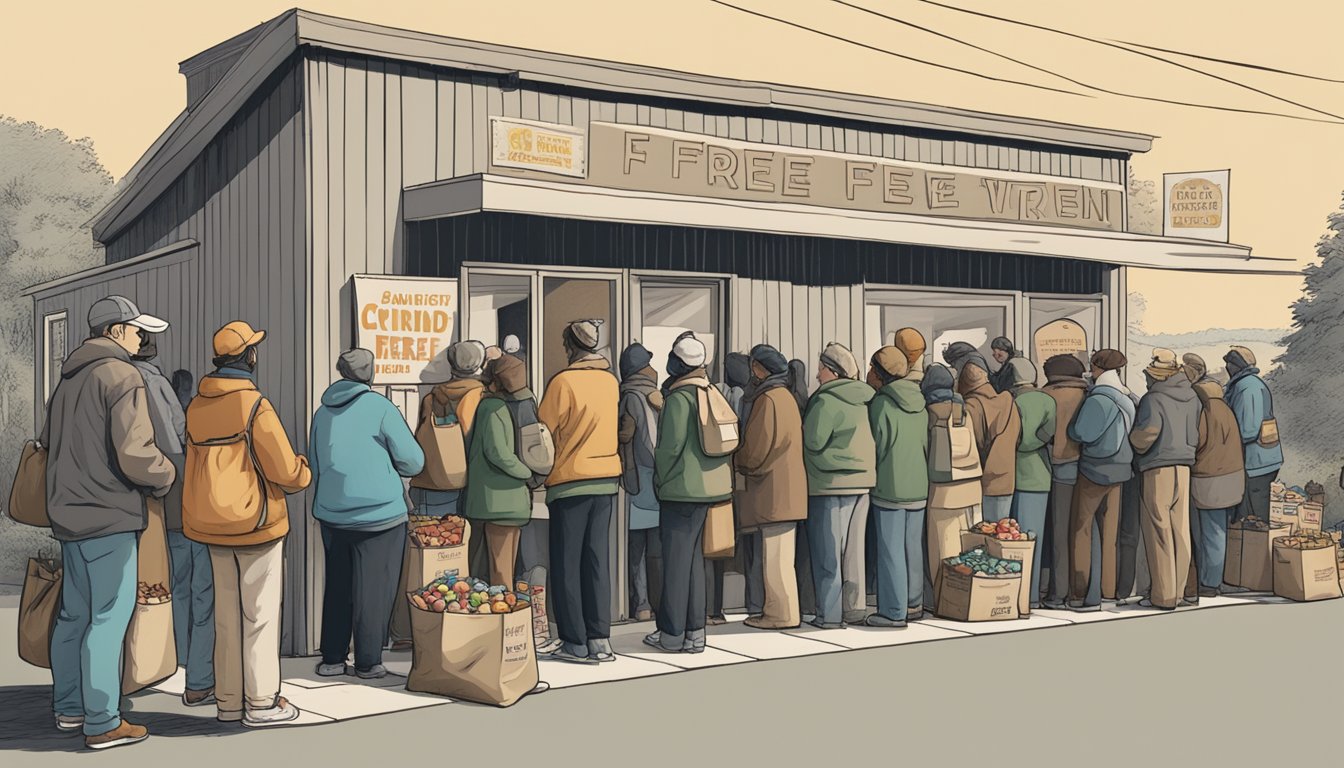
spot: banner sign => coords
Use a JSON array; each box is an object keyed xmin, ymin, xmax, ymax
[
  {"xmin": 1164, "ymin": 170, "xmax": 1230, "ymax": 242},
  {"xmin": 353, "ymin": 275, "xmax": 457, "ymax": 384},
  {"xmin": 490, "ymin": 118, "xmax": 587, "ymax": 178}
]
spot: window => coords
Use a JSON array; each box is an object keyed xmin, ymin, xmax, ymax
[
  {"xmin": 636, "ymin": 282, "xmax": 722, "ymax": 384},
  {"xmin": 865, "ymin": 289, "xmax": 1014, "ymax": 370},
  {"xmin": 43, "ymin": 312, "xmax": 68, "ymax": 404}
]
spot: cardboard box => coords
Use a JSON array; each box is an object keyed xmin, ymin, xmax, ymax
[
  {"xmin": 961, "ymin": 531, "xmax": 1036, "ymax": 616},
  {"xmin": 1272, "ymin": 542, "xmax": 1343, "ymax": 602},
  {"xmin": 1269, "ymin": 500, "xmax": 1299, "ymax": 532},
  {"xmin": 391, "ymin": 524, "xmax": 473, "ymax": 642},
  {"xmin": 1270, "ymin": 481, "xmax": 1286, "ymax": 502},
  {"xmin": 1225, "ymin": 523, "xmax": 1292, "ymax": 591},
  {"xmin": 1298, "ymin": 502, "xmax": 1324, "ymax": 532},
  {"xmin": 936, "ymin": 564, "xmax": 1021, "ymax": 622}
]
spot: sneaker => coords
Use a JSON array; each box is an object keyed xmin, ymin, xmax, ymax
[
  {"xmin": 744, "ymin": 616, "xmax": 798, "ymax": 630},
  {"xmin": 1041, "ymin": 599, "xmax": 1066, "ymax": 610},
  {"xmin": 907, "ymin": 609, "xmax": 925, "ymax": 622},
  {"xmin": 354, "ymin": 664, "xmax": 388, "ymax": 679},
  {"xmin": 1222, "ymin": 583, "xmax": 1250, "ymax": 594},
  {"xmin": 550, "ymin": 643, "xmax": 599, "ymax": 665},
  {"xmin": 242, "ymin": 697, "xmax": 300, "ymax": 728},
  {"xmin": 706, "ymin": 615, "xmax": 728, "ymax": 626},
  {"xmin": 683, "ymin": 629, "xmax": 707, "ymax": 654},
  {"xmin": 1067, "ymin": 601, "xmax": 1102, "ymax": 613},
  {"xmin": 864, "ymin": 615, "xmax": 907, "ymax": 629},
  {"xmin": 536, "ymin": 638, "xmax": 563, "ymax": 656},
  {"xmin": 642, "ymin": 631, "xmax": 683, "ymax": 653},
  {"xmin": 1179, "ymin": 597, "xmax": 1199, "ymax": 608},
  {"xmin": 808, "ymin": 618, "xmax": 845, "ymax": 630},
  {"xmin": 587, "ymin": 639, "xmax": 616, "ymax": 663},
  {"xmin": 1198, "ymin": 587, "xmax": 1221, "ymax": 598},
  {"xmin": 183, "ymin": 687, "xmax": 217, "ymax": 707},
  {"xmin": 56, "ymin": 714, "xmax": 83, "ymax": 733},
  {"xmin": 85, "ymin": 720, "xmax": 148, "ymax": 750},
  {"xmin": 315, "ymin": 662, "xmax": 348, "ymax": 677}
]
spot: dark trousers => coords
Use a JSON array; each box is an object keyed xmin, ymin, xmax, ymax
[
  {"xmin": 706, "ymin": 559, "xmax": 727, "ymax": 619},
  {"xmin": 319, "ymin": 522, "xmax": 406, "ymax": 670},
  {"xmin": 740, "ymin": 530, "xmax": 765, "ymax": 616},
  {"xmin": 628, "ymin": 528, "xmax": 662, "ymax": 616},
  {"xmin": 549, "ymin": 494, "xmax": 613, "ymax": 646},
  {"xmin": 1116, "ymin": 474, "xmax": 1144, "ymax": 600},
  {"xmin": 795, "ymin": 520, "xmax": 817, "ymax": 616},
  {"xmin": 657, "ymin": 502, "xmax": 708, "ymax": 642},
  {"xmin": 1234, "ymin": 469, "xmax": 1279, "ymax": 524}
]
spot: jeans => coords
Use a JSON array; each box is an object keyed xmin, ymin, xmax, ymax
[
  {"xmin": 628, "ymin": 527, "xmax": 662, "ymax": 616},
  {"xmin": 548, "ymin": 494, "xmax": 613, "ymax": 647},
  {"xmin": 1011, "ymin": 491, "xmax": 1049, "ymax": 608},
  {"xmin": 51, "ymin": 532, "xmax": 138, "ymax": 737},
  {"xmin": 871, "ymin": 504, "xmax": 925, "ymax": 622},
  {"xmin": 657, "ymin": 502, "xmax": 708, "ymax": 645},
  {"xmin": 319, "ymin": 522, "xmax": 406, "ymax": 671},
  {"xmin": 167, "ymin": 530, "xmax": 215, "ymax": 691},
  {"xmin": 1234, "ymin": 469, "xmax": 1279, "ymax": 524},
  {"xmin": 1196, "ymin": 508, "xmax": 1234, "ymax": 590},
  {"xmin": 412, "ymin": 487, "xmax": 460, "ymax": 517},
  {"xmin": 806, "ymin": 495, "xmax": 864, "ymax": 626},
  {"xmin": 982, "ymin": 495, "xmax": 1014, "ymax": 523}
]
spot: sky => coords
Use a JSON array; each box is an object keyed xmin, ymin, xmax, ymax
[{"xmin": 1, "ymin": 0, "xmax": 1340, "ymax": 334}]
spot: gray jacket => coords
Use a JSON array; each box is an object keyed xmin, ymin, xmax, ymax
[
  {"xmin": 132, "ymin": 359, "xmax": 188, "ymax": 530},
  {"xmin": 41, "ymin": 338, "xmax": 176, "ymax": 542},
  {"xmin": 1130, "ymin": 375, "xmax": 1202, "ymax": 473}
]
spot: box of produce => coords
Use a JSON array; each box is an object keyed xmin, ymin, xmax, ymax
[
  {"xmin": 1272, "ymin": 533, "xmax": 1342, "ymax": 602},
  {"xmin": 935, "ymin": 547, "xmax": 1022, "ymax": 622},
  {"xmin": 962, "ymin": 521, "xmax": 1036, "ymax": 615},
  {"xmin": 410, "ymin": 514, "xmax": 468, "ymax": 548},
  {"xmin": 408, "ymin": 574, "xmax": 534, "ymax": 615},
  {"xmin": 967, "ymin": 519, "xmax": 1033, "ymax": 542},
  {"xmin": 392, "ymin": 516, "xmax": 473, "ymax": 643},
  {"xmin": 1225, "ymin": 517, "xmax": 1292, "ymax": 592}
]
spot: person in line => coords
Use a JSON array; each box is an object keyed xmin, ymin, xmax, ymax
[
  {"xmin": 46, "ymin": 296, "xmax": 176, "ymax": 750},
  {"xmin": 1040, "ymin": 355, "xmax": 1089, "ymax": 609},
  {"xmin": 958, "ymin": 357, "xmax": 1021, "ymax": 523},
  {"xmin": 184, "ymin": 321, "xmax": 312, "ymax": 726},
  {"xmin": 1223, "ymin": 347, "xmax": 1284, "ymax": 525},
  {"xmin": 1130, "ymin": 349, "xmax": 1201, "ymax": 610},
  {"xmin": 1182, "ymin": 353, "xmax": 1212, "ymax": 387},
  {"xmin": 942, "ymin": 341, "xmax": 983, "ymax": 377},
  {"xmin": 619, "ymin": 342, "xmax": 664, "ymax": 623},
  {"xmin": 1006, "ymin": 357, "xmax": 1056, "ymax": 610},
  {"xmin": 132, "ymin": 328, "xmax": 214, "ymax": 707},
  {"xmin": 737, "ymin": 344, "xmax": 806, "ymax": 630},
  {"xmin": 537, "ymin": 320, "xmax": 622, "ymax": 664},
  {"xmin": 921, "ymin": 363, "xmax": 983, "ymax": 613},
  {"xmin": 803, "ymin": 343, "xmax": 876, "ymax": 629},
  {"xmin": 704, "ymin": 357, "xmax": 752, "ymax": 626},
  {"xmin": 989, "ymin": 337, "xmax": 1019, "ymax": 393},
  {"xmin": 721, "ymin": 351, "xmax": 763, "ymax": 619},
  {"xmin": 465, "ymin": 354, "xmax": 536, "ymax": 588},
  {"xmin": 411, "ymin": 340, "xmax": 488, "ymax": 518},
  {"xmin": 310, "ymin": 349, "xmax": 424, "ymax": 679},
  {"xmin": 1188, "ymin": 372, "xmax": 1245, "ymax": 598},
  {"xmin": 865, "ymin": 347, "xmax": 928, "ymax": 628},
  {"xmin": 1066, "ymin": 350, "xmax": 1135, "ymax": 612},
  {"xmin": 645, "ymin": 335, "xmax": 733, "ymax": 653},
  {"xmin": 172, "ymin": 369, "xmax": 195, "ymax": 412},
  {"xmin": 787, "ymin": 356, "xmax": 817, "ymax": 619}
]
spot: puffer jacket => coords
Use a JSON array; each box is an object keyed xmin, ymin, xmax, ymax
[
  {"xmin": 538, "ymin": 355, "xmax": 621, "ymax": 501},
  {"xmin": 802, "ymin": 378, "xmax": 877, "ymax": 495},
  {"xmin": 1191, "ymin": 380, "xmax": 1246, "ymax": 509}
]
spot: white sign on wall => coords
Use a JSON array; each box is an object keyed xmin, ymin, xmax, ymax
[
  {"xmin": 353, "ymin": 275, "xmax": 458, "ymax": 385},
  {"xmin": 1164, "ymin": 170, "xmax": 1230, "ymax": 243},
  {"xmin": 490, "ymin": 117, "xmax": 588, "ymax": 178}
]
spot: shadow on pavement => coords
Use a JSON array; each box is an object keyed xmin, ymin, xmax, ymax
[{"xmin": 0, "ymin": 685, "xmax": 242, "ymax": 753}]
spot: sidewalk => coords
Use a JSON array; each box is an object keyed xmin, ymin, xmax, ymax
[{"xmin": 143, "ymin": 591, "xmax": 1290, "ymax": 721}]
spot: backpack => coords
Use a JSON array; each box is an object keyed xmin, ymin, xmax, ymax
[
  {"xmin": 518, "ymin": 421, "xmax": 555, "ymax": 476},
  {"xmin": 930, "ymin": 401, "xmax": 982, "ymax": 481},
  {"xmin": 410, "ymin": 393, "xmax": 468, "ymax": 491},
  {"xmin": 185, "ymin": 394, "xmax": 271, "ymax": 536},
  {"xmin": 671, "ymin": 376, "xmax": 740, "ymax": 457}
]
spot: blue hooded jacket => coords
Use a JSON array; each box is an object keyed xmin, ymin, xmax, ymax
[
  {"xmin": 309, "ymin": 380, "xmax": 426, "ymax": 530},
  {"xmin": 1225, "ymin": 366, "xmax": 1284, "ymax": 477}
]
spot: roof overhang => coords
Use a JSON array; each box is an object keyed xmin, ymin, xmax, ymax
[
  {"xmin": 404, "ymin": 175, "xmax": 1299, "ymax": 275},
  {"xmin": 24, "ymin": 240, "xmax": 199, "ymax": 300}
]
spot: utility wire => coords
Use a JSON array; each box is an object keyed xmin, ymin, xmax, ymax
[
  {"xmin": 1109, "ymin": 40, "xmax": 1344, "ymax": 85},
  {"xmin": 706, "ymin": 0, "xmax": 1090, "ymax": 98},
  {"xmin": 831, "ymin": 0, "xmax": 1344, "ymax": 122}
]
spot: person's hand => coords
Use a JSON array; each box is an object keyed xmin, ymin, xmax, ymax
[{"xmin": 485, "ymin": 345, "xmax": 503, "ymax": 362}]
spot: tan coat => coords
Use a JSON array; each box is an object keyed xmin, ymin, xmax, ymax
[
  {"xmin": 1043, "ymin": 378, "xmax": 1087, "ymax": 465},
  {"xmin": 1192, "ymin": 380, "xmax": 1246, "ymax": 509},
  {"xmin": 537, "ymin": 356, "xmax": 622, "ymax": 488},
  {"xmin": 958, "ymin": 365, "xmax": 1021, "ymax": 498},
  {"xmin": 735, "ymin": 384, "xmax": 807, "ymax": 529}
]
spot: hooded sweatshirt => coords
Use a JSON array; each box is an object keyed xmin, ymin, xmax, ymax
[
  {"xmin": 1191, "ymin": 380, "xmax": 1246, "ymax": 509},
  {"xmin": 1012, "ymin": 385, "xmax": 1057, "ymax": 494},
  {"xmin": 1068, "ymin": 369, "xmax": 1137, "ymax": 487},
  {"xmin": 869, "ymin": 378, "xmax": 929, "ymax": 507},
  {"xmin": 310, "ymin": 379, "xmax": 425, "ymax": 531},
  {"xmin": 133, "ymin": 358, "xmax": 189, "ymax": 530},
  {"xmin": 1130, "ymin": 373, "xmax": 1202, "ymax": 473},
  {"xmin": 538, "ymin": 354, "xmax": 621, "ymax": 501},
  {"xmin": 465, "ymin": 393, "xmax": 535, "ymax": 526},
  {"xmin": 802, "ymin": 378, "xmax": 877, "ymax": 495},
  {"xmin": 1043, "ymin": 372, "xmax": 1088, "ymax": 482},
  {"xmin": 41, "ymin": 337, "xmax": 176, "ymax": 542},
  {"xmin": 958, "ymin": 363, "xmax": 1021, "ymax": 498},
  {"xmin": 1224, "ymin": 365, "xmax": 1284, "ymax": 477}
]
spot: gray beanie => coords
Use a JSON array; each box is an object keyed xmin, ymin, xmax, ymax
[
  {"xmin": 565, "ymin": 320, "xmax": 602, "ymax": 352},
  {"xmin": 448, "ymin": 340, "xmax": 487, "ymax": 376},
  {"xmin": 1005, "ymin": 357, "xmax": 1038, "ymax": 389},
  {"xmin": 337, "ymin": 348, "xmax": 375, "ymax": 384},
  {"xmin": 819, "ymin": 342, "xmax": 860, "ymax": 380}
]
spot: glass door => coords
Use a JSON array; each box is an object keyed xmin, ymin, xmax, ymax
[
  {"xmin": 1025, "ymin": 294, "xmax": 1106, "ymax": 368},
  {"xmin": 629, "ymin": 273, "xmax": 726, "ymax": 384}
]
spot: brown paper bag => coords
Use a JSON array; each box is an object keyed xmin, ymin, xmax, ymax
[
  {"xmin": 8, "ymin": 440, "xmax": 50, "ymax": 527},
  {"xmin": 406, "ymin": 602, "xmax": 539, "ymax": 707},
  {"xmin": 390, "ymin": 523, "xmax": 473, "ymax": 643},
  {"xmin": 123, "ymin": 498, "xmax": 177, "ymax": 694},
  {"xmin": 18, "ymin": 556, "xmax": 62, "ymax": 668},
  {"xmin": 961, "ymin": 531, "xmax": 1035, "ymax": 616},
  {"xmin": 703, "ymin": 500, "xmax": 735, "ymax": 559},
  {"xmin": 1272, "ymin": 542, "xmax": 1343, "ymax": 602},
  {"xmin": 936, "ymin": 563, "xmax": 1021, "ymax": 622},
  {"xmin": 409, "ymin": 395, "xmax": 468, "ymax": 491},
  {"xmin": 1225, "ymin": 522, "xmax": 1291, "ymax": 591}
]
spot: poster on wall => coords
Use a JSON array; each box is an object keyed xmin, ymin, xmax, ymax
[
  {"xmin": 1163, "ymin": 170, "xmax": 1230, "ymax": 243},
  {"xmin": 353, "ymin": 275, "xmax": 458, "ymax": 385},
  {"xmin": 1034, "ymin": 319, "xmax": 1088, "ymax": 366}
]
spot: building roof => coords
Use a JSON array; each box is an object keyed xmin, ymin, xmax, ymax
[{"xmin": 91, "ymin": 8, "xmax": 1156, "ymax": 243}]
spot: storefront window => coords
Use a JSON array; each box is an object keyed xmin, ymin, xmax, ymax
[
  {"xmin": 868, "ymin": 299, "xmax": 1009, "ymax": 370},
  {"xmin": 637, "ymin": 283, "xmax": 720, "ymax": 384}
]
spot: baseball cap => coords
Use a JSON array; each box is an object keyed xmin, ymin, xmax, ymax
[
  {"xmin": 87, "ymin": 295, "xmax": 168, "ymax": 334},
  {"xmin": 213, "ymin": 321, "xmax": 267, "ymax": 357}
]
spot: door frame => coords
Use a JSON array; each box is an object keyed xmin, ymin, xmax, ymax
[{"xmin": 628, "ymin": 269, "xmax": 732, "ymax": 382}]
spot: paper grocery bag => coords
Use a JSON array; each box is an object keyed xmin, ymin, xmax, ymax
[
  {"xmin": 703, "ymin": 501, "xmax": 735, "ymax": 559},
  {"xmin": 1226, "ymin": 523, "xmax": 1291, "ymax": 591},
  {"xmin": 391, "ymin": 524, "xmax": 473, "ymax": 643},
  {"xmin": 961, "ymin": 531, "xmax": 1035, "ymax": 617},
  {"xmin": 936, "ymin": 564, "xmax": 1020, "ymax": 622},
  {"xmin": 406, "ymin": 602, "xmax": 539, "ymax": 707},
  {"xmin": 1272, "ymin": 543, "xmax": 1343, "ymax": 602},
  {"xmin": 123, "ymin": 498, "xmax": 177, "ymax": 694},
  {"xmin": 18, "ymin": 556, "xmax": 62, "ymax": 668}
]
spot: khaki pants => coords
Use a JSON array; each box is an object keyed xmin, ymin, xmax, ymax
[
  {"xmin": 925, "ymin": 505, "xmax": 977, "ymax": 609},
  {"xmin": 1070, "ymin": 476, "xmax": 1121, "ymax": 603},
  {"xmin": 1140, "ymin": 466, "xmax": 1193, "ymax": 609},
  {"xmin": 759, "ymin": 523, "xmax": 800, "ymax": 627},
  {"xmin": 483, "ymin": 523, "xmax": 522, "ymax": 588},
  {"xmin": 209, "ymin": 539, "xmax": 284, "ymax": 715}
]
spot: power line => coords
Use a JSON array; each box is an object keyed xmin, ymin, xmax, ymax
[
  {"xmin": 706, "ymin": 0, "xmax": 1090, "ymax": 98},
  {"xmin": 1109, "ymin": 40, "xmax": 1344, "ymax": 85},
  {"xmin": 906, "ymin": 0, "xmax": 1344, "ymax": 123}
]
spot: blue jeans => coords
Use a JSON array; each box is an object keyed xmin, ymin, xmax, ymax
[
  {"xmin": 871, "ymin": 504, "xmax": 925, "ymax": 622},
  {"xmin": 167, "ymin": 531, "xmax": 215, "ymax": 691},
  {"xmin": 51, "ymin": 532, "xmax": 138, "ymax": 736},
  {"xmin": 1011, "ymin": 491, "xmax": 1049, "ymax": 608},
  {"xmin": 982, "ymin": 495, "xmax": 1013, "ymax": 523},
  {"xmin": 411, "ymin": 488, "xmax": 460, "ymax": 517},
  {"xmin": 1197, "ymin": 508, "xmax": 1234, "ymax": 590},
  {"xmin": 806, "ymin": 495, "xmax": 863, "ymax": 626}
]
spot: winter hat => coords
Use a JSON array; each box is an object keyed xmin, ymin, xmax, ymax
[
  {"xmin": 503, "ymin": 334, "xmax": 521, "ymax": 354},
  {"xmin": 1145, "ymin": 348, "xmax": 1181, "ymax": 382},
  {"xmin": 1090, "ymin": 349, "xmax": 1127, "ymax": 372},
  {"xmin": 619, "ymin": 342, "xmax": 654, "ymax": 380},
  {"xmin": 672, "ymin": 335, "xmax": 708, "ymax": 369},
  {"xmin": 1182, "ymin": 353, "xmax": 1207, "ymax": 384},
  {"xmin": 1005, "ymin": 357, "xmax": 1038, "ymax": 389},
  {"xmin": 1224, "ymin": 346, "xmax": 1256, "ymax": 373},
  {"xmin": 749, "ymin": 344, "xmax": 789, "ymax": 376},
  {"xmin": 892, "ymin": 328, "xmax": 927, "ymax": 367},
  {"xmin": 1043, "ymin": 353, "xmax": 1086, "ymax": 381},
  {"xmin": 724, "ymin": 352, "xmax": 753, "ymax": 388},
  {"xmin": 565, "ymin": 319, "xmax": 602, "ymax": 352},
  {"xmin": 448, "ymin": 340, "xmax": 487, "ymax": 376},
  {"xmin": 819, "ymin": 342, "xmax": 860, "ymax": 379},
  {"xmin": 991, "ymin": 337, "xmax": 1016, "ymax": 356},
  {"xmin": 921, "ymin": 363, "xmax": 957, "ymax": 403},
  {"xmin": 337, "ymin": 348, "xmax": 375, "ymax": 384},
  {"xmin": 871, "ymin": 346, "xmax": 909, "ymax": 383},
  {"xmin": 490, "ymin": 353, "xmax": 527, "ymax": 394},
  {"xmin": 942, "ymin": 341, "xmax": 978, "ymax": 368}
]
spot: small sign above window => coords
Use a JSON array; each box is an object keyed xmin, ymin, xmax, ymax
[{"xmin": 490, "ymin": 118, "xmax": 588, "ymax": 178}]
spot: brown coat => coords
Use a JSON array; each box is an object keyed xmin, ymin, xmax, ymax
[
  {"xmin": 735, "ymin": 384, "xmax": 807, "ymax": 529},
  {"xmin": 958, "ymin": 365, "xmax": 1021, "ymax": 498},
  {"xmin": 1043, "ymin": 377, "xmax": 1087, "ymax": 465},
  {"xmin": 1192, "ymin": 380, "xmax": 1246, "ymax": 509}
]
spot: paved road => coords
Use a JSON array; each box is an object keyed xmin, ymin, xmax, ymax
[{"xmin": 1, "ymin": 588, "xmax": 1338, "ymax": 766}]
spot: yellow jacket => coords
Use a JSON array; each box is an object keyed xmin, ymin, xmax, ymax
[{"xmin": 538, "ymin": 356, "xmax": 622, "ymax": 488}]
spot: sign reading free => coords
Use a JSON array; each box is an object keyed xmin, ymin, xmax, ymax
[{"xmin": 353, "ymin": 275, "xmax": 458, "ymax": 384}]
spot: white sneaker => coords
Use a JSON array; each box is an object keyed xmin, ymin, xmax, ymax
[
  {"xmin": 56, "ymin": 714, "xmax": 84, "ymax": 732},
  {"xmin": 242, "ymin": 697, "xmax": 300, "ymax": 728}
]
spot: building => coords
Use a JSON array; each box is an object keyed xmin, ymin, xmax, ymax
[{"xmin": 26, "ymin": 9, "xmax": 1291, "ymax": 654}]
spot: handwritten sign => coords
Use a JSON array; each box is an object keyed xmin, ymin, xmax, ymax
[
  {"xmin": 490, "ymin": 118, "xmax": 587, "ymax": 178},
  {"xmin": 1164, "ymin": 170, "xmax": 1230, "ymax": 243},
  {"xmin": 353, "ymin": 276, "xmax": 457, "ymax": 384},
  {"xmin": 1034, "ymin": 319, "xmax": 1088, "ymax": 365}
]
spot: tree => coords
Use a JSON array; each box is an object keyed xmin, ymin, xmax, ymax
[{"xmin": 1127, "ymin": 166, "xmax": 1160, "ymax": 235}]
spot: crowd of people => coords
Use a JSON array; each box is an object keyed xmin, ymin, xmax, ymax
[{"xmin": 37, "ymin": 293, "xmax": 1285, "ymax": 751}]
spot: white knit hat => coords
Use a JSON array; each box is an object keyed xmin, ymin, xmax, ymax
[{"xmin": 672, "ymin": 336, "xmax": 707, "ymax": 368}]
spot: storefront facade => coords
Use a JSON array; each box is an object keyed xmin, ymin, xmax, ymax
[{"xmin": 29, "ymin": 10, "xmax": 1289, "ymax": 654}]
